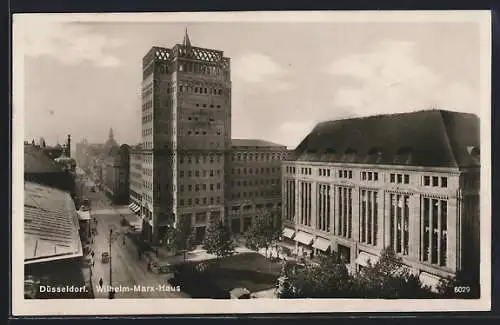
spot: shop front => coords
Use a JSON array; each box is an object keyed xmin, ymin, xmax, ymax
[
  {"xmin": 312, "ymin": 236, "xmax": 332, "ymax": 256},
  {"xmin": 294, "ymin": 231, "xmax": 314, "ymax": 259}
]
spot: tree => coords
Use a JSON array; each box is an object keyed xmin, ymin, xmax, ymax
[
  {"xmin": 243, "ymin": 213, "xmax": 282, "ymax": 258},
  {"xmin": 276, "ymin": 252, "xmax": 355, "ymax": 298},
  {"xmin": 202, "ymin": 217, "xmax": 235, "ymax": 259},
  {"xmin": 355, "ymin": 247, "xmax": 433, "ymax": 298},
  {"xmin": 163, "ymin": 217, "xmax": 196, "ymax": 260}
]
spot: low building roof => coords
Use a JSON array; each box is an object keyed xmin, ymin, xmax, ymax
[
  {"xmin": 24, "ymin": 144, "xmax": 64, "ymax": 174},
  {"xmin": 24, "ymin": 182, "xmax": 83, "ymax": 264},
  {"xmin": 231, "ymin": 139, "xmax": 286, "ymax": 148},
  {"xmin": 291, "ymin": 109, "xmax": 480, "ymax": 168}
]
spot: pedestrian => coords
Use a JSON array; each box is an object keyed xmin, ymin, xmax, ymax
[
  {"xmin": 91, "ymin": 251, "xmax": 94, "ymax": 258},
  {"xmin": 92, "ymin": 260, "xmax": 95, "ymax": 268},
  {"xmin": 98, "ymin": 278, "xmax": 103, "ymax": 288}
]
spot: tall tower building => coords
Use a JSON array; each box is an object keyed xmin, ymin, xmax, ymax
[{"xmin": 141, "ymin": 30, "xmax": 231, "ymax": 243}]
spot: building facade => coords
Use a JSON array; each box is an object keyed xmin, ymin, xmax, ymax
[
  {"xmin": 226, "ymin": 139, "xmax": 288, "ymax": 234},
  {"xmin": 102, "ymin": 144, "xmax": 130, "ymax": 204},
  {"xmin": 129, "ymin": 144, "xmax": 143, "ymax": 212},
  {"xmin": 282, "ymin": 110, "xmax": 480, "ymax": 288},
  {"xmin": 140, "ymin": 31, "xmax": 231, "ymax": 243}
]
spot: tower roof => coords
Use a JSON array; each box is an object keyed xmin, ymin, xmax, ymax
[{"xmin": 183, "ymin": 27, "xmax": 192, "ymax": 47}]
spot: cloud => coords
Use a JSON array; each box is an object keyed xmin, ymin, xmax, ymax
[
  {"xmin": 232, "ymin": 51, "xmax": 294, "ymax": 92},
  {"xmin": 21, "ymin": 22, "xmax": 124, "ymax": 67},
  {"xmin": 325, "ymin": 40, "xmax": 477, "ymax": 115}
]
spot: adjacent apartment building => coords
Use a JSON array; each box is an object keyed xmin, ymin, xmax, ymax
[
  {"xmin": 281, "ymin": 110, "xmax": 480, "ymax": 289},
  {"xmin": 138, "ymin": 31, "xmax": 288, "ymax": 243}
]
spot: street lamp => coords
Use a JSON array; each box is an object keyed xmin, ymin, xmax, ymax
[{"xmin": 108, "ymin": 228, "xmax": 115, "ymax": 299}]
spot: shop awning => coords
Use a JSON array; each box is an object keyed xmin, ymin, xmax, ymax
[
  {"xmin": 356, "ymin": 252, "xmax": 380, "ymax": 267},
  {"xmin": 282, "ymin": 227, "xmax": 295, "ymax": 239},
  {"xmin": 128, "ymin": 203, "xmax": 135, "ymax": 209},
  {"xmin": 133, "ymin": 205, "xmax": 141, "ymax": 213},
  {"xmin": 294, "ymin": 231, "xmax": 313, "ymax": 245},
  {"xmin": 312, "ymin": 237, "xmax": 331, "ymax": 251},
  {"xmin": 419, "ymin": 272, "xmax": 442, "ymax": 292}
]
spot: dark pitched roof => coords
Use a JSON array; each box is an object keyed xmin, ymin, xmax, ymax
[
  {"xmin": 231, "ymin": 139, "xmax": 286, "ymax": 148},
  {"xmin": 292, "ymin": 109, "xmax": 479, "ymax": 168},
  {"xmin": 24, "ymin": 144, "xmax": 64, "ymax": 174}
]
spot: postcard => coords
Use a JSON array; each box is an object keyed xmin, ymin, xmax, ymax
[{"xmin": 12, "ymin": 10, "xmax": 491, "ymax": 315}]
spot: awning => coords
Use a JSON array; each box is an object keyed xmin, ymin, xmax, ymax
[
  {"xmin": 294, "ymin": 231, "xmax": 314, "ymax": 245},
  {"xmin": 128, "ymin": 203, "xmax": 135, "ymax": 209},
  {"xmin": 282, "ymin": 227, "xmax": 295, "ymax": 239},
  {"xmin": 356, "ymin": 252, "xmax": 380, "ymax": 267},
  {"xmin": 312, "ymin": 237, "xmax": 331, "ymax": 251},
  {"xmin": 419, "ymin": 272, "xmax": 442, "ymax": 292},
  {"xmin": 133, "ymin": 205, "xmax": 141, "ymax": 213}
]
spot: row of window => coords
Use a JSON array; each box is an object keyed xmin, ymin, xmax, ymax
[
  {"xmin": 180, "ymin": 155, "xmax": 222, "ymax": 164},
  {"xmin": 178, "ymin": 61, "xmax": 224, "ymax": 77},
  {"xmin": 230, "ymin": 190, "xmax": 280, "ymax": 199},
  {"xmin": 142, "ymin": 113, "xmax": 153, "ymax": 124},
  {"xmin": 284, "ymin": 187, "xmax": 449, "ymax": 268},
  {"xmin": 233, "ymin": 152, "xmax": 286, "ymax": 162},
  {"xmin": 231, "ymin": 167, "xmax": 280, "ymax": 175},
  {"xmin": 179, "ymin": 183, "xmax": 221, "ymax": 192},
  {"xmin": 179, "ymin": 196, "xmax": 221, "ymax": 207},
  {"xmin": 231, "ymin": 179, "xmax": 280, "ymax": 187},
  {"xmin": 338, "ymin": 170, "xmax": 353, "ymax": 179},
  {"xmin": 186, "ymin": 129, "xmax": 223, "ymax": 136},
  {"xmin": 142, "ymin": 128, "xmax": 153, "ymax": 136},
  {"xmin": 389, "ymin": 173, "xmax": 409, "ymax": 184},
  {"xmin": 179, "ymin": 169, "xmax": 222, "ymax": 178},
  {"xmin": 230, "ymin": 203, "xmax": 280, "ymax": 211},
  {"xmin": 318, "ymin": 168, "xmax": 331, "ymax": 177},
  {"xmin": 179, "ymin": 85, "xmax": 224, "ymax": 96},
  {"xmin": 423, "ymin": 175, "xmax": 448, "ymax": 188},
  {"xmin": 361, "ymin": 171, "xmax": 379, "ymax": 181},
  {"xmin": 142, "ymin": 100, "xmax": 153, "ymax": 111},
  {"xmin": 288, "ymin": 167, "xmax": 450, "ymax": 188},
  {"xmin": 194, "ymin": 103, "xmax": 222, "ymax": 109}
]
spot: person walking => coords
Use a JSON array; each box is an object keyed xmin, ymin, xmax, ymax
[{"xmin": 98, "ymin": 278, "xmax": 103, "ymax": 288}]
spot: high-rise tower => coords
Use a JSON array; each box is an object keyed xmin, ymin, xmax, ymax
[{"xmin": 141, "ymin": 30, "xmax": 232, "ymax": 243}]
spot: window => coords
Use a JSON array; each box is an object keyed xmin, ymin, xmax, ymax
[
  {"xmin": 336, "ymin": 186, "xmax": 352, "ymax": 238},
  {"xmin": 360, "ymin": 190, "xmax": 378, "ymax": 246},
  {"xmin": 374, "ymin": 172, "xmax": 379, "ymax": 181},
  {"xmin": 368, "ymin": 172, "xmax": 373, "ymax": 181},
  {"xmin": 390, "ymin": 174, "xmax": 396, "ymax": 183},
  {"xmin": 421, "ymin": 198, "xmax": 447, "ymax": 266},
  {"xmin": 299, "ymin": 182, "xmax": 312, "ymax": 227},
  {"xmin": 179, "ymin": 199, "xmax": 184, "ymax": 206},
  {"xmin": 316, "ymin": 184, "xmax": 331, "ymax": 232},
  {"xmin": 424, "ymin": 176, "xmax": 430, "ymax": 186},
  {"xmin": 441, "ymin": 177, "xmax": 448, "ymax": 188},
  {"xmin": 397, "ymin": 174, "xmax": 402, "ymax": 184},
  {"xmin": 361, "ymin": 172, "xmax": 367, "ymax": 180},
  {"xmin": 432, "ymin": 176, "xmax": 439, "ymax": 187},
  {"xmin": 390, "ymin": 194, "xmax": 409, "ymax": 255},
  {"xmin": 404, "ymin": 175, "xmax": 410, "ymax": 184}
]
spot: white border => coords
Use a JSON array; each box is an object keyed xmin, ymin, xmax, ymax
[{"xmin": 12, "ymin": 10, "xmax": 492, "ymax": 316}]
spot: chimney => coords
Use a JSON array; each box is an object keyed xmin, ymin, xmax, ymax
[{"xmin": 67, "ymin": 134, "xmax": 71, "ymax": 157}]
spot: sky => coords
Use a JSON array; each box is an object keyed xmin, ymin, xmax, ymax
[{"xmin": 18, "ymin": 15, "xmax": 484, "ymax": 149}]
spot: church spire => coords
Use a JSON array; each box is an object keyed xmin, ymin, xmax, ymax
[{"xmin": 183, "ymin": 27, "xmax": 192, "ymax": 47}]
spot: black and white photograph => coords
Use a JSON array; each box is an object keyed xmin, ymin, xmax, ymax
[{"xmin": 12, "ymin": 11, "xmax": 491, "ymax": 315}]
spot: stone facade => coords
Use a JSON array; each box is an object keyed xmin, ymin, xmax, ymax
[{"xmin": 282, "ymin": 110, "xmax": 480, "ymax": 285}]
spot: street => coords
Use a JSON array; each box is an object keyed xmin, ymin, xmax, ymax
[{"xmin": 81, "ymin": 177, "xmax": 190, "ymax": 299}]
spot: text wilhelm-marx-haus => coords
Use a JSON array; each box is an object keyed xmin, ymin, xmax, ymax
[{"xmin": 282, "ymin": 110, "xmax": 480, "ymax": 288}]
